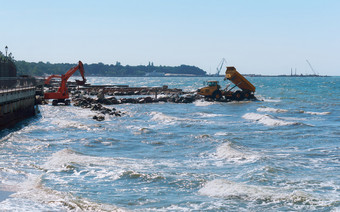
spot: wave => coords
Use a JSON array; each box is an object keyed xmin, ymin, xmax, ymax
[
  {"xmin": 150, "ymin": 111, "xmax": 195, "ymax": 125},
  {"xmin": 194, "ymin": 101, "xmax": 215, "ymax": 107},
  {"xmin": 242, "ymin": 113, "xmax": 298, "ymax": 126},
  {"xmin": 7, "ymin": 174, "xmax": 125, "ymax": 211},
  {"xmin": 214, "ymin": 132, "xmax": 231, "ymax": 136},
  {"xmin": 257, "ymin": 107, "xmax": 288, "ymax": 113},
  {"xmin": 150, "ymin": 111, "xmax": 181, "ymax": 124},
  {"xmin": 199, "ymin": 179, "xmax": 322, "ymax": 206},
  {"xmin": 303, "ymin": 111, "xmax": 331, "ymax": 115},
  {"xmin": 133, "ymin": 127, "xmax": 153, "ymax": 135},
  {"xmin": 194, "ymin": 112, "xmax": 229, "ymax": 118},
  {"xmin": 214, "ymin": 142, "xmax": 260, "ymax": 164},
  {"xmin": 256, "ymin": 95, "xmax": 281, "ymax": 102},
  {"xmin": 40, "ymin": 149, "xmax": 165, "ymax": 182}
]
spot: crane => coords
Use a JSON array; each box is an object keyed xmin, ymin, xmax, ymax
[
  {"xmin": 215, "ymin": 58, "xmax": 227, "ymax": 76},
  {"xmin": 306, "ymin": 60, "xmax": 319, "ymax": 75},
  {"xmin": 44, "ymin": 61, "xmax": 86, "ymax": 106}
]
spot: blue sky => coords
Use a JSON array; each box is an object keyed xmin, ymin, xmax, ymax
[{"xmin": 1, "ymin": 0, "xmax": 339, "ymax": 75}]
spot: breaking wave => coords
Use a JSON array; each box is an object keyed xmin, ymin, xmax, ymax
[
  {"xmin": 199, "ymin": 179, "xmax": 325, "ymax": 206},
  {"xmin": 214, "ymin": 142, "xmax": 260, "ymax": 164},
  {"xmin": 242, "ymin": 113, "xmax": 298, "ymax": 126},
  {"xmin": 194, "ymin": 112, "xmax": 229, "ymax": 118},
  {"xmin": 7, "ymin": 174, "xmax": 125, "ymax": 212},
  {"xmin": 257, "ymin": 107, "xmax": 288, "ymax": 113},
  {"xmin": 194, "ymin": 101, "xmax": 215, "ymax": 107},
  {"xmin": 150, "ymin": 111, "xmax": 195, "ymax": 125},
  {"xmin": 303, "ymin": 111, "xmax": 331, "ymax": 115}
]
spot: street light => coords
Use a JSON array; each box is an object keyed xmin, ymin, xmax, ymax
[{"xmin": 5, "ymin": 46, "xmax": 8, "ymax": 57}]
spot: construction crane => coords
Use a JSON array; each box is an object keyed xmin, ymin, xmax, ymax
[
  {"xmin": 306, "ymin": 59, "xmax": 319, "ymax": 75},
  {"xmin": 215, "ymin": 58, "xmax": 227, "ymax": 76},
  {"xmin": 44, "ymin": 61, "xmax": 86, "ymax": 106}
]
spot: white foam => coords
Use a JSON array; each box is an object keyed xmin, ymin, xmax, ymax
[
  {"xmin": 40, "ymin": 149, "xmax": 166, "ymax": 181},
  {"xmin": 304, "ymin": 111, "xmax": 331, "ymax": 115},
  {"xmin": 214, "ymin": 142, "xmax": 260, "ymax": 164},
  {"xmin": 262, "ymin": 98, "xmax": 281, "ymax": 102},
  {"xmin": 41, "ymin": 149, "xmax": 120, "ymax": 173},
  {"xmin": 150, "ymin": 111, "xmax": 180, "ymax": 124},
  {"xmin": 214, "ymin": 132, "xmax": 231, "ymax": 136},
  {"xmin": 150, "ymin": 111, "xmax": 194, "ymax": 125},
  {"xmin": 49, "ymin": 119, "xmax": 93, "ymax": 131},
  {"xmin": 9, "ymin": 174, "xmax": 125, "ymax": 211},
  {"xmin": 194, "ymin": 101, "xmax": 215, "ymax": 107},
  {"xmin": 195, "ymin": 112, "xmax": 229, "ymax": 118},
  {"xmin": 256, "ymin": 95, "xmax": 281, "ymax": 102},
  {"xmin": 199, "ymin": 179, "xmax": 318, "ymax": 205},
  {"xmin": 242, "ymin": 113, "xmax": 297, "ymax": 126},
  {"xmin": 257, "ymin": 107, "xmax": 288, "ymax": 113}
]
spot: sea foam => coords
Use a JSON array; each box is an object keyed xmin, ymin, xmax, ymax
[
  {"xmin": 304, "ymin": 111, "xmax": 331, "ymax": 115},
  {"xmin": 214, "ymin": 142, "xmax": 260, "ymax": 164},
  {"xmin": 257, "ymin": 107, "xmax": 288, "ymax": 113},
  {"xmin": 199, "ymin": 179, "xmax": 317, "ymax": 205},
  {"xmin": 10, "ymin": 174, "xmax": 125, "ymax": 211},
  {"xmin": 242, "ymin": 113, "xmax": 297, "ymax": 126}
]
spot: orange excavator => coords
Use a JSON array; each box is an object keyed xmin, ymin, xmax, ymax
[{"xmin": 44, "ymin": 61, "xmax": 86, "ymax": 106}]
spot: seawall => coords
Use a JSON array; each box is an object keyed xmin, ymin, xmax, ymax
[
  {"xmin": 0, "ymin": 59, "xmax": 37, "ymax": 130},
  {"xmin": 0, "ymin": 86, "xmax": 36, "ymax": 130}
]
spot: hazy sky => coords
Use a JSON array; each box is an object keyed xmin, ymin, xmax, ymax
[{"xmin": 1, "ymin": 0, "xmax": 339, "ymax": 75}]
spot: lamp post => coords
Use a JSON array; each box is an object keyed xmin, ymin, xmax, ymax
[{"xmin": 5, "ymin": 46, "xmax": 8, "ymax": 57}]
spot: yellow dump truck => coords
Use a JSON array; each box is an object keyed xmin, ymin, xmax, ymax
[{"xmin": 197, "ymin": 66, "xmax": 256, "ymax": 101}]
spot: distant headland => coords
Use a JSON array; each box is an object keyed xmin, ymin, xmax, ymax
[
  {"xmin": 15, "ymin": 60, "xmax": 207, "ymax": 77},
  {"xmin": 12, "ymin": 60, "xmax": 331, "ymax": 77}
]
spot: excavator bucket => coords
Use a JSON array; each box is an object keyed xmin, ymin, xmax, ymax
[{"xmin": 76, "ymin": 79, "xmax": 86, "ymax": 85}]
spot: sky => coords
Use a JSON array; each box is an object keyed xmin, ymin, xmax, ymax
[{"xmin": 1, "ymin": 0, "xmax": 340, "ymax": 76}]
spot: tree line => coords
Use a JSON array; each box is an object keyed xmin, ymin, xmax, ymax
[{"xmin": 14, "ymin": 60, "xmax": 207, "ymax": 77}]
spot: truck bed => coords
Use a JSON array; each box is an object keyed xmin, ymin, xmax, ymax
[{"xmin": 225, "ymin": 66, "xmax": 256, "ymax": 92}]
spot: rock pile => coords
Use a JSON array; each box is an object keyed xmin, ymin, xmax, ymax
[
  {"xmin": 71, "ymin": 94, "xmax": 200, "ymax": 121},
  {"xmin": 73, "ymin": 94, "xmax": 199, "ymax": 106},
  {"xmin": 72, "ymin": 97, "xmax": 123, "ymax": 121}
]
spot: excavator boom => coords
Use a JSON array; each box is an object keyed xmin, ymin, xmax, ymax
[{"xmin": 44, "ymin": 61, "xmax": 86, "ymax": 105}]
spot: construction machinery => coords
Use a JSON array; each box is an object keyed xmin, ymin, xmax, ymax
[
  {"xmin": 215, "ymin": 58, "xmax": 227, "ymax": 76},
  {"xmin": 44, "ymin": 61, "xmax": 86, "ymax": 105},
  {"xmin": 197, "ymin": 66, "xmax": 255, "ymax": 101}
]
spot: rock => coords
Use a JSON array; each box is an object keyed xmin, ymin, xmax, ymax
[{"xmin": 93, "ymin": 115, "xmax": 105, "ymax": 121}]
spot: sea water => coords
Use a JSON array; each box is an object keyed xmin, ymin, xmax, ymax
[{"xmin": 0, "ymin": 76, "xmax": 339, "ymax": 211}]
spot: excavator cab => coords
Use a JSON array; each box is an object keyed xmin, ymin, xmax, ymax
[
  {"xmin": 207, "ymin": 81, "xmax": 219, "ymax": 87},
  {"xmin": 197, "ymin": 81, "xmax": 222, "ymax": 99}
]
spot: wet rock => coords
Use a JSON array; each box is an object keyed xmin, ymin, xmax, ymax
[{"xmin": 93, "ymin": 115, "xmax": 105, "ymax": 121}]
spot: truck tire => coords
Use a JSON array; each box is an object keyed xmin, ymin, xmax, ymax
[
  {"xmin": 243, "ymin": 91, "xmax": 250, "ymax": 99},
  {"xmin": 233, "ymin": 91, "xmax": 244, "ymax": 101},
  {"xmin": 52, "ymin": 100, "xmax": 58, "ymax": 106},
  {"xmin": 212, "ymin": 90, "xmax": 222, "ymax": 100}
]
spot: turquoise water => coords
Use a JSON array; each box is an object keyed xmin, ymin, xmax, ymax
[{"xmin": 0, "ymin": 77, "xmax": 339, "ymax": 211}]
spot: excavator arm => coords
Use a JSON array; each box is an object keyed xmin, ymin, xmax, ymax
[
  {"xmin": 44, "ymin": 74, "xmax": 62, "ymax": 85},
  {"xmin": 44, "ymin": 61, "xmax": 87, "ymax": 103},
  {"xmin": 63, "ymin": 61, "xmax": 86, "ymax": 85}
]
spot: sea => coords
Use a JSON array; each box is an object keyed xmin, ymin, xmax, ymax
[{"xmin": 0, "ymin": 76, "xmax": 339, "ymax": 211}]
